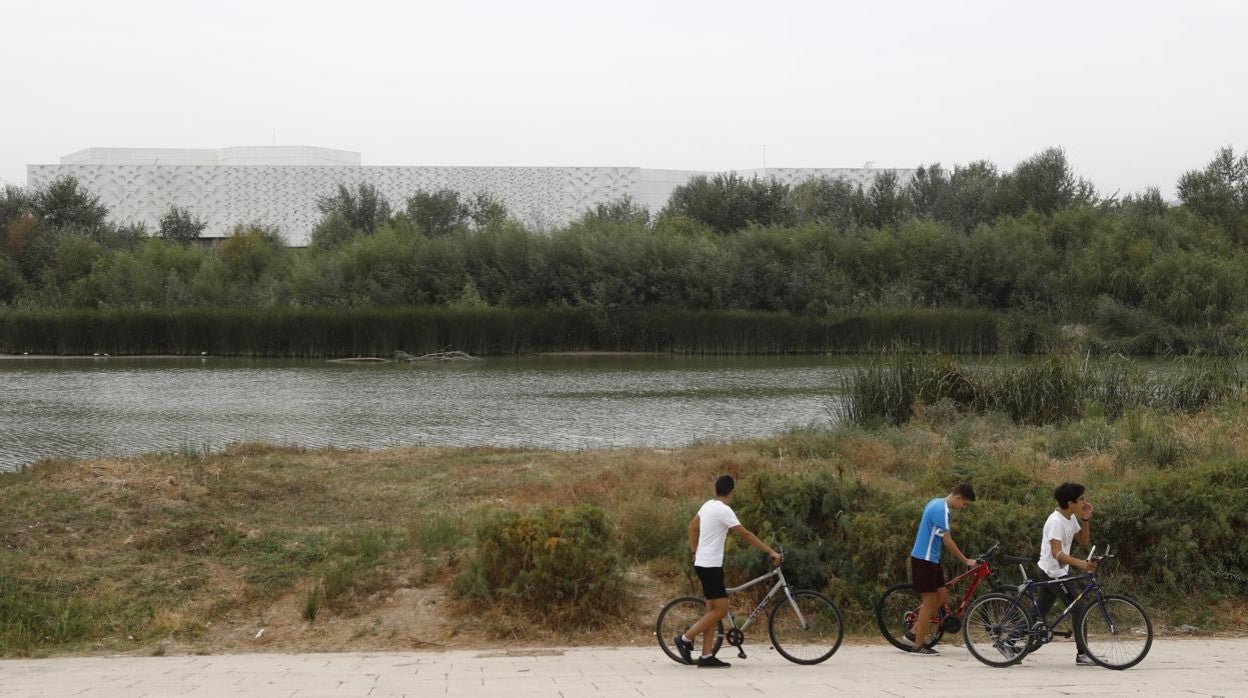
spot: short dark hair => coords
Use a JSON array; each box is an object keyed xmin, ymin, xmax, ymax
[
  {"xmin": 951, "ymin": 483, "xmax": 976, "ymax": 501},
  {"xmin": 1054, "ymin": 482, "xmax": 1085, "ymax": 509},
  {"xmin": 715, "ymin": 474, "xmax": 735, "ymax": 497}
]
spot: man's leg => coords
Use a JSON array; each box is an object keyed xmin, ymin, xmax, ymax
[
  {"xmin": 684, "ymin": 598, "xmax": 728, "ymax": 657},
  {"xmin": 1035, "ymin": 582, "xmax": 1058, "ymax": 622},
  {"xmin": 912, "ymin": 587, "xmax": 946, "ymax": 647}
]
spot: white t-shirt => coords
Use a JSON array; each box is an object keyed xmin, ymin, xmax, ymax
[
  {"xmin": 1037, "ymin": 509, "xmax": 1084, "ymax": 578},
  {"xmin": 693, "ymin": 499, "xmax": 741, "ymax": 568}
]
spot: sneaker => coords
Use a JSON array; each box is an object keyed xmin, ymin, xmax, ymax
[
  {"xmin": 1076, "ymin": 653, "xmax": 1096, "ymax": 666},
  {"xmin": 673, "ymin": 634, "xmax": 694, "ymax": 665},
  {"xmin": 697, "ymin": 656, "xmax": 732, "ymax": 668},
  {"xmin": 912, "ymin": 646, "xmax": 939, "ymax": 656}
]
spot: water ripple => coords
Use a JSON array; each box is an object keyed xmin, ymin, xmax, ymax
[{"xmin": 0, "ymin": 356, "xmax": 853, "ymax": 470}]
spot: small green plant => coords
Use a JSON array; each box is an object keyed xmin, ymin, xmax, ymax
[{"xmin": 301, "ymin": 585, "xmax": 320, "ymax": 622}]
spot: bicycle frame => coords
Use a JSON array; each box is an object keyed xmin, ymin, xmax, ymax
[
  {"xmin": 1013, "ymin": 571, "xmax": 1106, "ymax": 635},
  {"xmin": 940, "ymin": 561, "xmax": 995, "ymax": 619},
  {"xmin": 721, "ymin": 565, "xmax": 808, "ymax": 633}
]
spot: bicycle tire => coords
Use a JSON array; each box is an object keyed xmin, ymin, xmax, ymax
[
  {"xmin": 874, "ymin": 582, "xmax": 942, "ymax": 651},
  {"xmin": 962, "ymin": 593, "xmax": 1032, "ymax": 668},
  {"xmin": 656, "ymin": 596, "xmax": 723, "ymax": 665},
  {"xmin": 1079, "ymin": 594, "xmax": 1153, "ymax": 670},
  {"xmin": 768, "ymin": 590, "xmax": 844, "ymax": 665}
]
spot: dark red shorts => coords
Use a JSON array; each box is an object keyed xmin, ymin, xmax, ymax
[{"xmin": 910, "ymin": 557, "xmax": 945, "ymax": 593}]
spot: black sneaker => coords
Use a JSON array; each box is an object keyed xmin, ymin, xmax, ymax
[
  {"xmin": 1076, "ymin": 653, "xmax": 1096, "ymax": 666},
  {"xmin": 697, "ymin": 656, "xmax": 732, "ymax": 668},
  {"xmin": 912, "ymin": 646, "xmax": 939, "ymax": 656},
  {"xmin": 673, "ymin": 634, "xmax": 694, "ymax": 665}
]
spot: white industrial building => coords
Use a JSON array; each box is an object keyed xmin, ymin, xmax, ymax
[{"xmin": 28, "ymin": 147, "xmax": 910, "ymax": 245}]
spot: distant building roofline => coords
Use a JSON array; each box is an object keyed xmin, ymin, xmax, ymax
[{"xmin": 60, "ymin": 146, "xmax": 361, "ymax": 167}]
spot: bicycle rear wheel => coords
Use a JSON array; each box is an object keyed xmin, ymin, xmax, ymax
[
  {"xmin": 656, "ymin": 596, "xmax": 723, "ymax": 665},
  {"xmin": 962, "ymin": 593, "xmax": 1031, "ymax": 668},
  {"xmin": 768, "ymin": 590, "xmax": 844, "ymax": 664},
  {"xmin": 1079, "ymin": 594, "xmax": 1153, "ymax": 670},
  {"xmin": 874, "ymin": 582, "xmax": 942, "ymax": 651}
]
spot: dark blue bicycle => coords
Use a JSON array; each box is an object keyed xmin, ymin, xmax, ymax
[{"xmin": 961, "ymin": 547, "xmax": 1153, "ymax": 670}]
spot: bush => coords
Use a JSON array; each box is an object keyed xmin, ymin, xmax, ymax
[{"xmin": 453, "ymin": 506, "xmax": 629, "ymax": 626}]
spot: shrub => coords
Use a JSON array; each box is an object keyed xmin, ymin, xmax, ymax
[
  {"xmin": 158, "ymin": 206, "xmax": 207, "ymax": 245},
  {"xmin": 453, "ymin": 506, "xmax": 628, "ymax": 626}
]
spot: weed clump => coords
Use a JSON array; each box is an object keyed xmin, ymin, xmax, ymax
[{"xmin": 453, "ymin": 506, "xmax": 629, "ymax": 627}]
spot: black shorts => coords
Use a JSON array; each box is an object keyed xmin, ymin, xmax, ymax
[
  {"xmin": 694, "ymin": 566, "xmax": 727, "ymax": 600},
  {"xmin": 910, "ymin": 557, "xmax": 945, "ymax": 593}
]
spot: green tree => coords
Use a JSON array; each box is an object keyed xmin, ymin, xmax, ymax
[
  {"xmin": 31, "ymin": 176, "xmax": 110, "ymax": 235},
  {"xmin": 316, "ymin": 183, "xmax": 391, "ymax": 233},
  {"xmin": 789, "ymin": 176, "xmax": 869, "ymax": 229},
  {"xmin": 406, "ymin": 189, "xmax": 468, "ymax": 236},
  {"xmin": 575, "ymin": 196, "xmax": 650, "ymax": 227},
  {"xmin": 158, "ymin": 206, "xmax": 208, "ymax": 245},
  {"xmin": 309, "ymin": 212, "xmax": 358, "ymax": 251},
  {"xmin": 467, "ymin": 192, "xmax": 509, "ymax": 229},
  {"xmin": 662, "ymin": 173, "xmax": 793, "ymax": 234},
  {"xmin": 1177, "ymin": 146, "xmax": 1248, "ymax": 242},
  {"xmin": 867, "ymin": 170, "xmax": 911, "ymax": 227},
  {"xmin": 997, "ymin": 147, "xmax": 1097, "ymax": 217},
  {"xmin": 0, "ymin": 255, "xmax": 23, "ymax": 303}
]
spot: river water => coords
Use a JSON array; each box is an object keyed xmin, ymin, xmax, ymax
[{"xmin": 0, "ymin": 355, "xmax": 861, "ymax": 470}]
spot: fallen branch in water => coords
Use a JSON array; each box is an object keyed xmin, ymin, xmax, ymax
[{"xmin": 394, "ymin": 349, "xmax": 481, "ymax": 362}]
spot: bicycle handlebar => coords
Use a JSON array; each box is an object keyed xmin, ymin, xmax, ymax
[{"xmin": 975, "ymin": 541, "xmax": 1002, "ymax": 563}]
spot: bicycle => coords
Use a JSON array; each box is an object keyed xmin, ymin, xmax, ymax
[
  {"xmin": 875, "ymin": 541, "xmax": 1033, "ymax": 651},
  {"xmin": 655, "ymin": 549, "xmax": 845, "ymax": 665},
  {"xmin": 961, "ymin": 546, "xmax": 1153, "ymax": 670}
]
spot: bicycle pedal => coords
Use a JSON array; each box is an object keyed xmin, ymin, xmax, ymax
[{"xmin": 737, "ymin": 650, "xmax": 747, "ymax": 659}]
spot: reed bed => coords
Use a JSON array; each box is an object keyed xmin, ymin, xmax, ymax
[
  {"xmin": 0, "ymin": 307, "xmax": 1000, "ymax": 357},
  {"xmin": 844, "ymin": 352, "xmax": 1248, "ymax": 425}
]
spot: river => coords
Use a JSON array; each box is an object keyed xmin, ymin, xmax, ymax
[{"xmin": 0, "ymin": 354, "xmax": 862, "ymax": 470}]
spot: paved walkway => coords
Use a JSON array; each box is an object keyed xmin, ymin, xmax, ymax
[{"xmin": 1, "ymin": 639, "xmax": 1242, "ymax": 697}]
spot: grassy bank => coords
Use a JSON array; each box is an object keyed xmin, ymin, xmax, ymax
[
  {"xmin": 3, "ymin": 401, "xmax": 1247, "ymax": 657},
  {"xmin": 0, "ymin": 307, "xmax": 999, "ymax": 356}
]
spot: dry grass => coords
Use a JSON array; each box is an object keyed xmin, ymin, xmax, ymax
[{"xmin": 3, "ymin": 402, "xmax": 1248, "ymax": 656}]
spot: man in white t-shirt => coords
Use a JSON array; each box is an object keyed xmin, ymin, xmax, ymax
[
  {"xmin": 672, "ymin": 474, "xmax": 780, "ymax": 668},
  {"xmin": 1035, "ymin": 481, "xmax": 1098, "ymax": 666}
]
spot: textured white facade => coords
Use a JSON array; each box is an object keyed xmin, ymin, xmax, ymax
[{"xmin": 28, "ymin": 147, "xmax": 912, "ymax": 246}]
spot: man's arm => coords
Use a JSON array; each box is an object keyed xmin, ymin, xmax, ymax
[
  {"xmin": 1050, "ymin": 538, "xmax": 1097, "ymax": 573},
  {"xmin": 688, "ymin": 515, "xmax": 700, "ymax": 555},
  {"xmin": 942, "ymin": 531, "xmax": 975, "ymax": 567},
  {"xmin": 1075, "ymin": 502, "xmax": 1093, "ymax": 547},
  {"xmin": 730, "ymin": 525, "xmax": 782, "ymax": 566}
]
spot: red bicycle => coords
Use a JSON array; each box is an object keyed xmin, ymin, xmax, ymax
[{"xmin": 875, "ymin": 542, "xmax": 1033, "ymax": 651}]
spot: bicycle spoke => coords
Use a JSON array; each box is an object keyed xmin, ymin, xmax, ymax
[
  {"xmin": 1081, "ymin": 596, "xmax": 1153, "ymax": 670},
  {"xmin": 656, "ymin": 597, "xmax": 722, "ymax": 665},
  {"xmin": 769, "ymin": 590, "xmax": 844, "ymax": 665},
  {"xmin": 963, "ymin": 594, "xmax": 1030, "ymax": 668},
  {"xmin": 875, "ymin": 583, "xmax": 933, "ymax": 651}
]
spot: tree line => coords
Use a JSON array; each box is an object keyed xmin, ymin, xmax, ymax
[{"xmin": 2, "ymin": 146, "xmax": 1247, "ymax": 354}]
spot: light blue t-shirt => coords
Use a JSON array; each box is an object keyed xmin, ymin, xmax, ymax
[{"xmin": 910, "ymin": 497, "xmax": 951, "ymax": 563}]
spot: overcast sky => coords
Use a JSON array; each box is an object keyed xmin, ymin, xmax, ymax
[{"xmin": 2, "ymin": 0, "xmax": 1245, "ymax": 197}]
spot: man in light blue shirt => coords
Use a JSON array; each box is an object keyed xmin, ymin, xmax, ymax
[{"xmin": 908, "ymin": 483, "xmax": 976, "ymax": 654}]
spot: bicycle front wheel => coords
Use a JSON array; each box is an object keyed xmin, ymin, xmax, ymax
[
  {"xmin": 768, "ymin": 590, "xmax": 844, "ymax": 664},
  {"xmin": 962, "ymin": 593, "xmax": 1031, "ymax": 668},
  {"xmin": 1079, "ymin": 594, "xmax": 1153, "ymax": 670},
  {"xmin": 656, "ymin": 596, "xmax": 723, "ymax": 665},
  {"xmin": 875, "ymin": 582, "xmax": 942, "ymax": 651}
]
